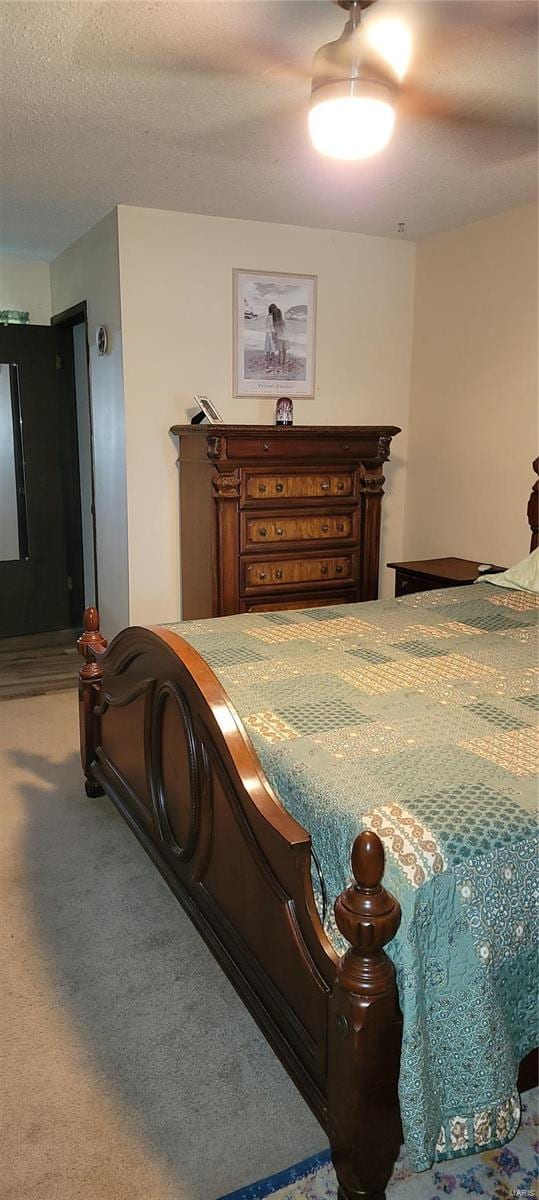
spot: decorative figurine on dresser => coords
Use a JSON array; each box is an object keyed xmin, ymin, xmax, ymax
[
  {"xmin": 170, "ymin": 424, "xmax": 400, "ymax": 619},
  {"xmin": 275, "ymin": 396, "xmax": 293, "ymax": 426}
]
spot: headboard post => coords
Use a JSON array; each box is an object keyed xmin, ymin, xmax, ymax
[{"xmin": 528, "ymin": 457, "xmax": 539, "ymax": 552}]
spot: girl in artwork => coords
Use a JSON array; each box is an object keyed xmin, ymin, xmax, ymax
[
  {"xmin": 268, "ymin": 303, "xmax": 288, "ymax": 370},
  {"xmin": 264, "ymin": 309, "xmax": 276, "ymax": 367}
]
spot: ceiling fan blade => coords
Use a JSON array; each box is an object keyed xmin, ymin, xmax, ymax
[
  {"xmin": 398, "ymin": 84, "xmax": 537, "ymax": 134},
  {"xmin": 398, "ymin": 84, "xmax": 537, "ymax": 165},
  {"xmin": 401, "ymin": 0, "xmax": 538, "ymax": 60},
  {"xmin": 73, "ymin": 35, "xmax": 305, "ymax": 83},
  {"xmin": 171, "ymin": 97, "xmax": 308, "ymax": 161},
  {"xmin": 72, "ymin": 1, "xmax": 310, "ymax": 83}
]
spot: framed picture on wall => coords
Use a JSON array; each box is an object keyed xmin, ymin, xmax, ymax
[{"xmin": 233, "ymin": 269, "xmax": 317, "ymax": 399}]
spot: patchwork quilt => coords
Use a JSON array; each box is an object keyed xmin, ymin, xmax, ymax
[{"xmin": 163, "ymin": 582, "xmax": 538, "ymax": 1172}]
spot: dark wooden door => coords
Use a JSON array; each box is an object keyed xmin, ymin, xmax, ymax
[{"xmin": 0, "ymin": 324, "xmax": 82, "ymax": 637}]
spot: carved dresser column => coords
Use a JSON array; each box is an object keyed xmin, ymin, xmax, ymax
[
  {"xmin": 359, "ymin": 436, "xmax": 392, "ymax": 601},
  {"xmin": 212, "ymin": 467, "xmax": 241, "ymax": 615}
]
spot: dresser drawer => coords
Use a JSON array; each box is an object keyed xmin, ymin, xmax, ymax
[
  {"xmin": 241, "ymin": 509, "xmax": 356, "ymax": 551},
  {"xmin": 240, "ymin": 590, "xmax": 356, "ymax": 613},
  {"xmin": 242, "ymin": 468, "xmax": 356, "ymax": 504},
  {"xmin": 241, "ymin": 551, "xmax": 358, "ymax": 594},
  {"xmin": 228, "ymin": 434, "xmax": 370, "ymax": 461}
]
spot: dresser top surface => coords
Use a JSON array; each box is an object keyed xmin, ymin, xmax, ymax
[{"xmin": 171, "ymin": 424, "xmax": 401, "ymax": 437}]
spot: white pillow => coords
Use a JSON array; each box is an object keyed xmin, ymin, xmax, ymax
[{"xmin": 478, "ymin": 548, "xmax": 539, "ymax": 594}]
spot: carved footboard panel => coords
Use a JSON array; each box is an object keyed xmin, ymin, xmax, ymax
[
  {"xmin": 80, "ymin": 616, "xmax": 339, "ymax": 1120},
  {"xmin": 78, "ymin": 610, "xmax": 405, "ymax": 1200}
]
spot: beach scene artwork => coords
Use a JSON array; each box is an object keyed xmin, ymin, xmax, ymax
[{"xmin": 233, "ymin": 270, "xmax": 316, "ymax": 398}]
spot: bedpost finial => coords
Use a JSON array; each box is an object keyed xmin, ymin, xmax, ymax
[
  {"xmin": 351, "ymin": 828, "xmax": 384, "ymax": 890},
  {"xmin": 77, "ymin": 607, "xmax": 107, "ymax": 676},
  {"xmin": 334, "ymin": 830, "xmax": 401, "ymax": 962},
  {"xmin": 84, "ymin": 606, "xmax": 100, "ymax": 633},
  {"xmin": 528, "ymin": 457, "xmax": 539, "ymax": 552}
]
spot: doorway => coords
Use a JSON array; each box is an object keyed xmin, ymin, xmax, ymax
[{"xmin": 0, "ymin": 307, "xmax": 96, "ymax": 641}]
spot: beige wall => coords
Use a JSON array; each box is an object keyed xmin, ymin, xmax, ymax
[
  {"xmin": 0, "ymin": 255, "xmax": 51, "ymax": 324},
  {"xmin": 50, "ymin": 211, "xmax": 129, "ymax": 636},
  {"xmin": 405, "ymin": 204, "xmax": 538, "ymax": 568},
  {"xmin": 118, "ymin": 205, "xmax": 416, "ymax": 625},
  {"xmin": 12, "ymin": 200, "xmax": 536, "ymax": 632}
]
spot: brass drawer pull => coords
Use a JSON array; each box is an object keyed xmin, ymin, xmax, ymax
[
  {"xmin": 320, "ymin": 565, "xmax": 329, "ymax": 576},
  {"xmin": 321, "ymin": 524, "xmax": 329, "ymax": 533},
  {"xmin": 337, "ymin": 481, "xmax": 345, "ymax": 491},
  {"xmin": 275, "ymin": 527, "xmax": 284, "ymax": 536},
  {"xmin": 263, "ymin": 442, "xmax": 270, "ymax": 451},
  {"xmin": 336, "ymin": 563, "xmax": 344, "ymax": 574},
  {"xmin": 336, "ymin": 522, "xmax": 344, "ymax": 533},
  {"xmin": 259, "ymin": 570, "xmax": 267, "ymax": 581},
  {"xmin": 275, "ymin": 569, "xmax": 283, "ymax": 580},
  {"xmin": 320, "ymin": 481, "xmax": 330, "ymax": 491},
  {"xmin": 341, "ymin": 443, "xmax": 350, "ymax": 451},
  {"xmin": 258, "ymin": 484, "xmax": 267, "ymax": 494},
  {"xmin": 275, "ymin": 482, "xmax": 284, "ymax": 493},
  {"xmin": 259, "ymin": 527, "xmax": 267, "ymax": 536}
]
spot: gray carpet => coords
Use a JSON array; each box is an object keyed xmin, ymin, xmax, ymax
[{"xmin": 0, "ymin": 691, "xmax": 322, "ymax": 1200}]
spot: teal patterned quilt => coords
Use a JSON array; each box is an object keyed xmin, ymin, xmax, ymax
[{"xmin": 163, "ymin": 582, "xmax": 538, "ymax": 1171}]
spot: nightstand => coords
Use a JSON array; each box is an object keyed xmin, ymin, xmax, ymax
[{"xmin": 387, "ymin": 557, "xmax": 506, "ymax": 599}]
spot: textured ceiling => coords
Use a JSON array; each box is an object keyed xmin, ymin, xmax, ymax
[{"xmin": 0, "ymin": 0, "xmax": 537, "ymax": 258}]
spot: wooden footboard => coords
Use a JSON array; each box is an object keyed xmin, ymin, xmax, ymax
[{"xmin": 78, "ymin": 608, "xmax": 403, "ymax": 1200}]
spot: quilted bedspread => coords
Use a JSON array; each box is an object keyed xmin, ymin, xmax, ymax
[{"xmin": 164, "ymin": 582, "xmax": 538, "ymax": 1171}]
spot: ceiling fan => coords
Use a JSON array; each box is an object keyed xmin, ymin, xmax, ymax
[
  {"xmin": 74, "ymin": 0, "xmax": 537, "ymax": 167},
  {"xmin": 308, "ymin": 0, "xmax": 534, "ymax": 159}
]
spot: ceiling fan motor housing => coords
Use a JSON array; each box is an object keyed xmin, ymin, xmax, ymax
[
  {"xmin": 311, "ymin": 16, "xmax": 399, "ymax": 106},
  {"xmin": 336, "ymin": 0, "xmax": 376, "ymax": 9}
]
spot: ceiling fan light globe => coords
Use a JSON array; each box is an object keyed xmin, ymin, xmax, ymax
[{"xmin": 309, "ymin": 90, "xmax": 395, "ymax": 160}]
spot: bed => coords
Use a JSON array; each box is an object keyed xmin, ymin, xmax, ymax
[{"xmin": 77, "ymin": 461, "xmax": 539, "ymax": 1200}]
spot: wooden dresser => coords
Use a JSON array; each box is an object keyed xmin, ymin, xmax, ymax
[{"xmin": 171, "ymin": 424, "xmax": 400, "ymax": 619}]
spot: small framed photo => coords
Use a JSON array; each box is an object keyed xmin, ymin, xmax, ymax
[
  {"xmin": 193, "ymin": 394, "xmax": 223, "ymax": 424},
  {"xmin": 233, "ymin": 269, "xmax": 317, "ymax": 399}
]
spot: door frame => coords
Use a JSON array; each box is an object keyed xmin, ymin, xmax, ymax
[{"xmin": 51, "ymin": 301, "xmax": 99, "ymax": 614}]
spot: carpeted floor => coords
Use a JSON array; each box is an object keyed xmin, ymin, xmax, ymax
[
  {"xmin": 218, "ymin": 1094, "xmax": 538, "ymax": 1198},
  {"xmin": 2, "ymin": 692, "xmax": 536, "ymax": 1200},
  {"xmin": 1, "ymin": 691, "xmax": 322, "ymax": 1200}
]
